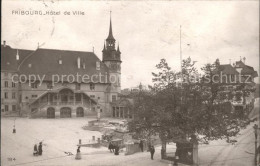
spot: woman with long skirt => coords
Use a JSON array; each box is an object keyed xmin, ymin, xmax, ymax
[{"xmin": 75, "ymin": 146, "xmax": 81, "ymax": 160}]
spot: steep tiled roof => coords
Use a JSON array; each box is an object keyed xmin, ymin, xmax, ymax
[
  {"xmin": 235, "ymin": 60, "xmax": 245, "ymax": 68},
  {"xmin": 219, "ymin": 64, "xmax": 239, "ymax": 75},
  {"xmin": 234, "ymin": 60, "xmax": 258, "ymax": 77},
  {"xmin": 241, "ymin": 65, "xmax": 258, "ymax": 77},
  {"xmin": 1, "ymin": 45, "xmax": 33, "ymax": 72},
  {"xmin": 19, "ymin": 48, "xmax": 110, "ymax": 83},
  {"xmin": 1, "ymin": 45, "xmax": 17, "ymax": 71}
]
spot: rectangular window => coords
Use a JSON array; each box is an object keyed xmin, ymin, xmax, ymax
[
  {"xmin": 4, "ymin": 92, "xmax": 8, "ymax": 99},
  {"xmin": 12, "ymin": 105, "xmax": 16, "ymax": 111},
  {"xmin": 12, "ymin": 92, "xmax": 16, "ymax": 99},
  {"xmin": 112, "ymin": 95, "xmax": 117, "ymax": 102},
  {"xmin": 90, "ymin": 83, "xmax": 95, "ymax": 90},
  {"xmin": 5, "ymin": 81, "xmax": 8, "ymax": 88},
  {"xmin": 113, "ymin": 107, "xmax": 116, "ymax": 117},
  {"xmin": 32, "ymin": 95, "xmax": 38, "ymax": 98},
  {"xmin": 76, "ymin": 83, "xmax": 81, "ymax": 90},
  {"xmin": 31, "ymin": 83, "xmax": 38, "ymax": 89},
  {"xmin": 12, "ymin": 82, "xmax": 16, "ymax": 88},
  {"xmin": 231, "ymin": 75, "xmax": 234, "ymax": 81},
  {"xmin": 19, "ymin": 94, "xmax": 22, "ymax": 102},
  {"xmin": 5, "ymin": 105, "xmax": 9, "ymax": 112},
  {"xmin": 90, "ymin": 95, "xmax": 95, "ymax": 98}
]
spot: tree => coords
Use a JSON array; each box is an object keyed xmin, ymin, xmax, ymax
[{"xmin": 128, "ymin": 57, "xmax": 252, "ymax": 160}]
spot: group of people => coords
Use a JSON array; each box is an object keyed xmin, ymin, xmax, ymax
[
  {"xmin": 33, "ymin": 142, "xmax": 43, "ymax": 156},
  {"xmin": 108, "ymin": 142, "xmax": 120, "ymax": 155},
  {"xmin": 108, "ymin": 140, "xmax": 155, "ymax": 160}
]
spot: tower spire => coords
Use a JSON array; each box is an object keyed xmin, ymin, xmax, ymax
[
  {"xmin": 117, "ymin": 43, "xmax": 121, "ymax": 53},
  {"xmin": 107, "ymin": 10, "xmax": 115, "ymax": 41}
]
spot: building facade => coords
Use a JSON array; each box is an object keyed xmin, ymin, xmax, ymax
[
  {"xmin": 1, "ymin": 16, "xmax": 129, "ymax": 119},
  {"xmin": 218, "ymin": 59, "xmax": 258, "ymax": 112}
]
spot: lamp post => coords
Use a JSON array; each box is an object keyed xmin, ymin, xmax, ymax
[
  {"xmin": 253, "ymin": 124, "xmax": 258, "ymax": 166},
  {"xmin": 13, "ymin": 118, "xmax": 16, "ymax": 133}
]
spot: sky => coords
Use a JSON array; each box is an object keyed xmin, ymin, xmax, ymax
[{"xmin": 2, "ymin": 0, "xmax": 259, "ymax": 88}]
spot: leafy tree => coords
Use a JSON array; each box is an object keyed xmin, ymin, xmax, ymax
[{"xmin": 128, "ymin": 57, "xmax": 253, "ymax": 160}]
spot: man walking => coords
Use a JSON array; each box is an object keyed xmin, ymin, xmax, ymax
[
  {"xmin": 33, "ymin": 144, "xmax": 38, "ymax": 156},
  {"xmin": 139, "ymin": 140, "xmax": 144, "ymax": 152},
  {"xmin": 150, "ymin": 146, "xmax": 155, "ymax": 160},
  {"xmin": 38, "ymin": 142, "xmax": 43, "ymax": 155}
]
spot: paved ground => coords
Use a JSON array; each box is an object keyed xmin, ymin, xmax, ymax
[
  {"xmin": 198, "ymin": 98, "xmax": 259, "ymax": 166},
  {"xmin": 1, "ymin": 98, "xmax": 259, "ymax": 166},
  {"xmin": 1, "ymin": 118, "xmax": 170, "ymax": 166}
]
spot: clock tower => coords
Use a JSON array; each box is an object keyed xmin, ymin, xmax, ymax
[{"xmin": 102, "ymin": 13, "xmax": 122, "ymax": 93}]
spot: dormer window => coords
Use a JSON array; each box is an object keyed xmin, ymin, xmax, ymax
[
  {"xmin": 77, "ymin": 57, "xmax": 81, "ymax": 69},
  {"xmin": 59, "ymin": 59, "xmax": 62, "ymax": 64},
  {"xmin": 28, "ymin": 64, "xmax": 32, "ymax": 68},
  {"xmin": 96, "ymin": 61, "xmax": 100, "ymax": 70}
]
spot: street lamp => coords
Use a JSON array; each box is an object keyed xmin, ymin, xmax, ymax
[
  {"xmin": 253, "ymin": 124, "xmax": 258, "ymax": 166},
  {"xmin": 13, "ymin": 118, "xmax": 16, "ymax": 133}
]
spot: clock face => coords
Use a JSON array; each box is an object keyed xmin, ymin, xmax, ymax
[{"xmin": 110, "ymin": 62, "xmax": 119, "ymax": 70}]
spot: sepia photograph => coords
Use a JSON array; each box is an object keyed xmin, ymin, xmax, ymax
[{"xmin": 1, "ymin": 0, "xmax": 259, "ymax": 166}]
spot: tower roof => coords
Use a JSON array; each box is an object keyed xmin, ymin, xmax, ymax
[
  {"xmin": 117, "ymin": 44, "xmax": 121, "ymax": 53},
  {"xmin": 106, "ymin": 12, "xmax": 115, "ymax": 41}
]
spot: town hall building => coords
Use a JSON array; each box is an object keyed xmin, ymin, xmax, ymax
[{"xmin": 1, "ymin": 15, "xmax": 133, "ymax": 119}]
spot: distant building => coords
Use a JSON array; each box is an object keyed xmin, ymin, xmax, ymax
[
  {"xmin": 218, "ymin": 59, "xmax": 258, "ymax": 111},
  {"xmin": 1, "ymin": 14, "xmax": 133, "ymax": 119}
]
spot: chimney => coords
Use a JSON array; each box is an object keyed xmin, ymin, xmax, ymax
[
  {"xmin": 77, "ymin": 57, "xmax": 81, "ymax": 69},
  {"xmin": 243, "ymin": 57, "xmax": 246, "ymax": 64},
  {"xmin": 16, "ymin": 50, "xmax": 19, "ymax": 60},
  {"xmin": 229, "ymin": 59, "xmax": 231, "ymax": 65},
  {"xmin": 3, "ymin": 41, "xmax": 6, "ymax": 47}
]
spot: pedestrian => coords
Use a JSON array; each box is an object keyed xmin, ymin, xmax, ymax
[
  {"xmin": 75, "ymin": 146, "xmax": 81, "ymax": 160},
  {"xmin": 114, "ymin": 145, "xmax": 119, "ymax": 155},
  {"xmin": 139, "ymin": 140, "xmax": 144, "ymax": 152},
  {"xmin": 150, "ymin": 146, "xmax": 155, "ymax": 160},
  {"xmin": 38, "ymin": 142, "xmax": 43, "ymax": 155},
  {"xmin": 33, "ymin": 144, "xmax": 38, "ymax": 156}
]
